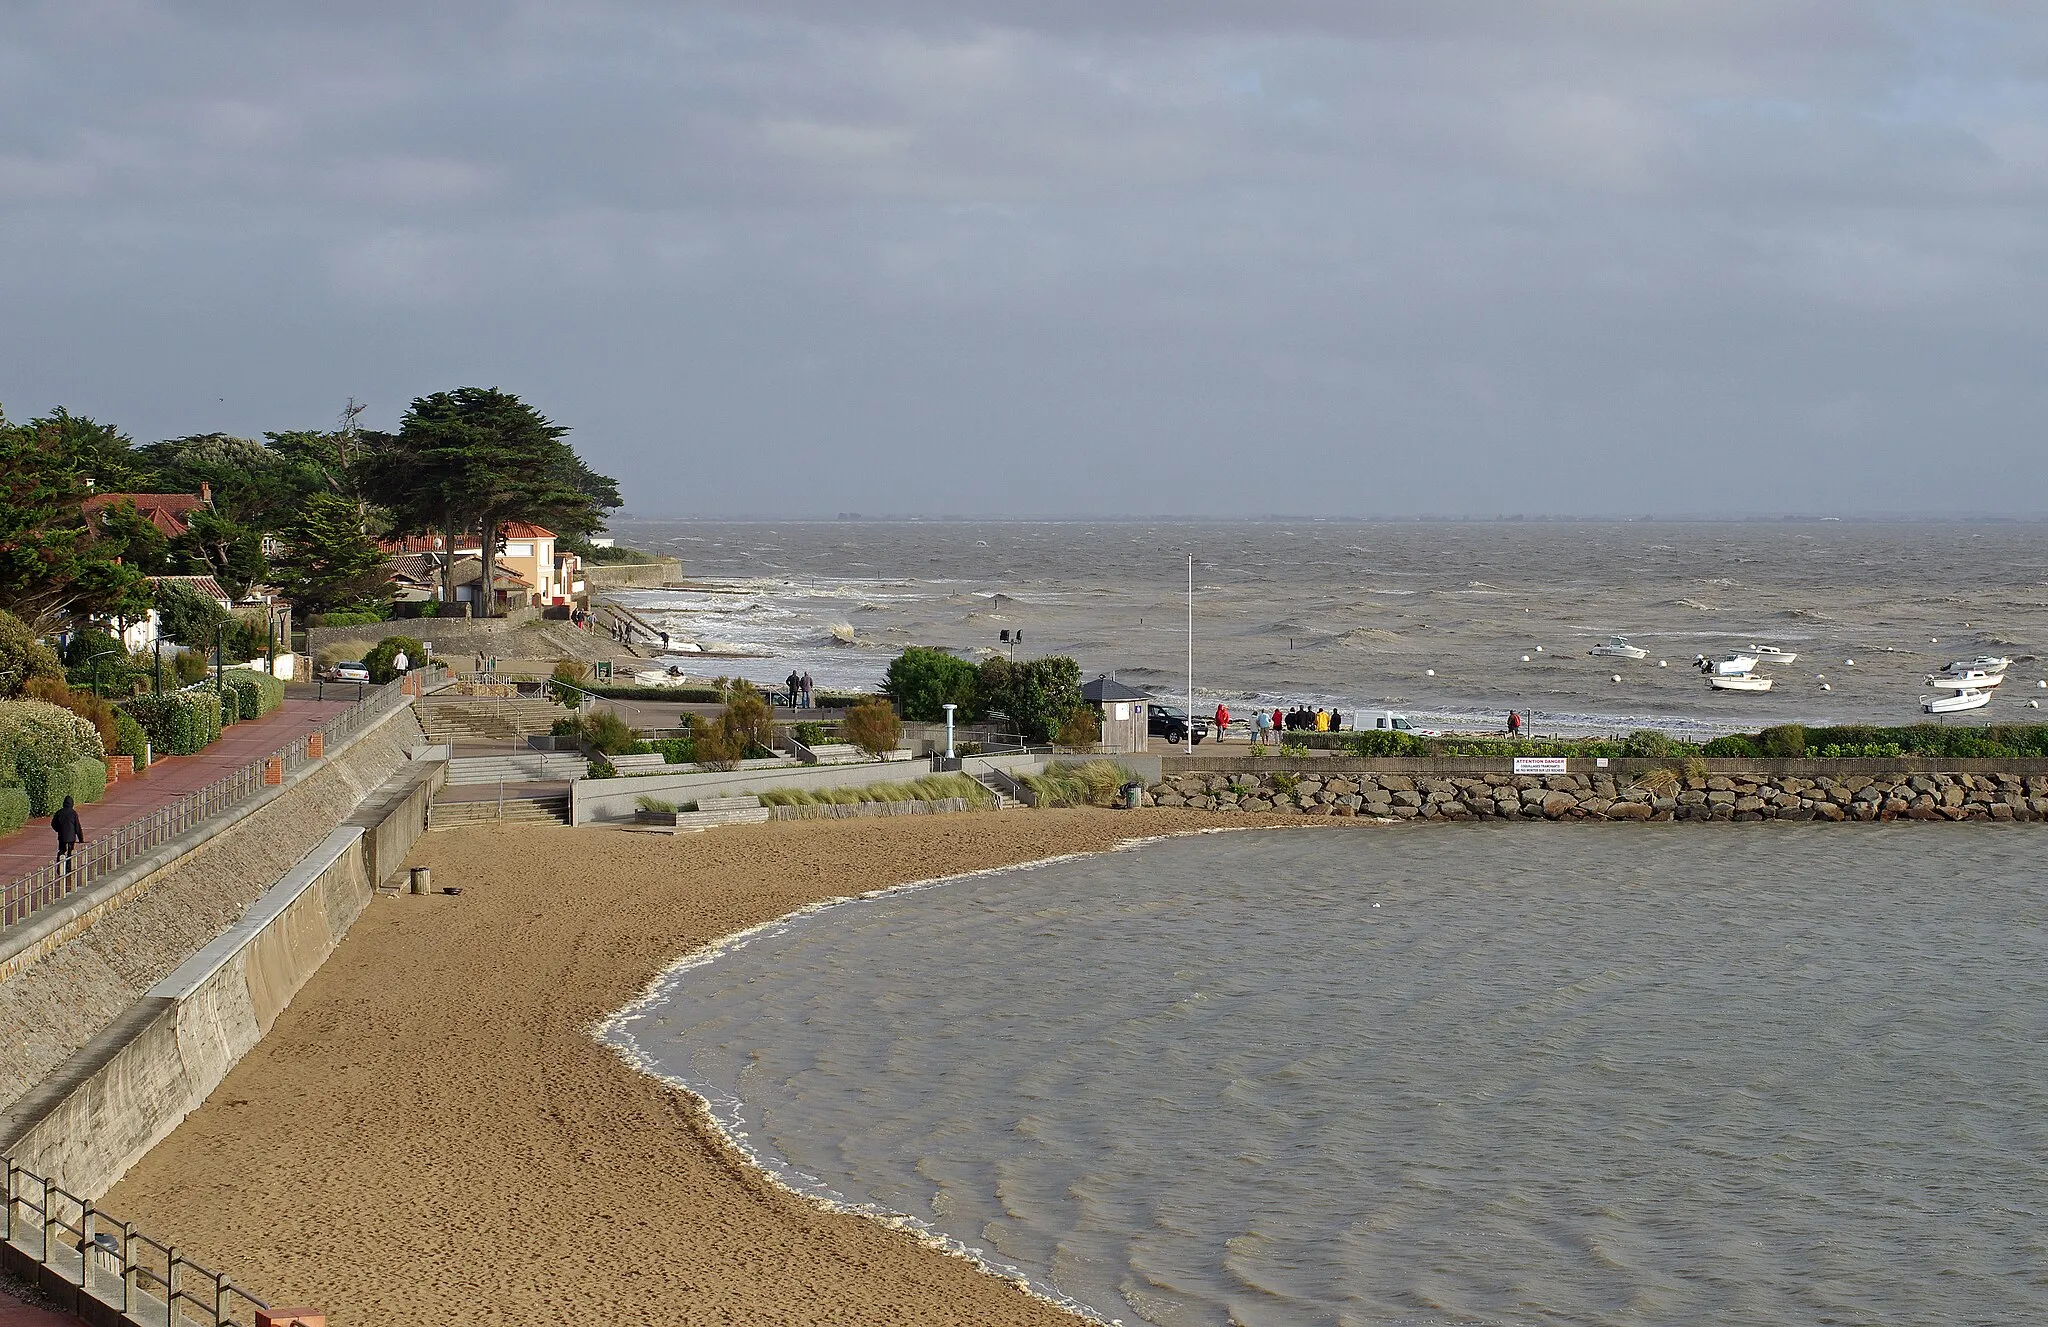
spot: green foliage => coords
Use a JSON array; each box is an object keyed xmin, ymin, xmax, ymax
[
  {"xmin": 155, "ymin": 580, "xmax": 230, "ymax": 648},
  {"xmin": 114, "ymin": 709, "xmax": 149, "ymax": 768},
  {"xmin": 0, "ymin": 698, "xmax": 106, "ymax": 813},
  {"xmin": 361, "ymin": 635, "xmax": 425, "ymax": 685},
  {"xmin": 209, "ymin": 670, "xmax": 282, "ymax": 722},
  {"xmin": 840, "ymin": 698, "xmax": 902, "ymax": 757},
  {"xmin": 756, "ymin": 774, "xmax": 991, "ymax": 808},
  {"xmin": 0, "ymin": 785, "xmax": 27, "ymax": 836},
  {"xmin": 1022, "ymin": 760, "xmax": 1129, "ymax": 808},
  {"xmin": 62, "ymin": 757, "xmax": 107, "ymax": 806},
  {"xmin": 200, "ymin": 678, "xmax": 242, "ymax": 726},
  {"xmin": 979, "ymin": 655, "xmax": 1083, "ymax": 742},
  {"xmin": 635, "ymin": 795, "xmax": 681, "ymax": 813},
  {"xmin": 648, "ymin": 736, "xmax": 695, "ymax": 764},
  {"xmin": 1757, "ymin": 724, "xmax": 1807, "ymax": 758},
  {"xmin": 122, "ymin": 689, "xmax": 223, "ymax": 755},
  {"xmin": 0, "ymin": 409, "xmax": 155, "ymax": 630},
  {"xmin": 1620, "ymin": 729, "xmax": 1680, "ymax": 758},
  {"xmin": 1702, "ymin": 734, "xmax": 1758, "ymax": 757},
  {"xmin": 0, "ymin": 611, "xmax": 63, "ymax": 698},
  {"xmin": 363, "ymin": 387, "xmax": 620, "ymax": 613},
  {"xmin": 579, "ymin": 710, "xmax": 639, "ymax": 756},
  {"xmin": 309, "ymin": 609, "xmax": 389, "ymax": 628},
  {"xmin": 272, "ymin": 492, "xmax": 391, "ymax": 615},
  {"xmin": 172, "ymin": 648, "xmax": 209, "ymax": 685},
  {"xmin": 882, "ymin": 646, "xmax": 981, "ymax": 722},
  {"xmin": 585, "ymin": 756, "xmax": 618, "ymax": 779},
  {"xmin": 169, "ymin": 507, "xmax": 267, "ymax": 599},
  {"xmin": 792, "ymin": 721, "xmax": 830, "ymax": 747},
  {"xmin": 549, "ymin": 660, "xmax": 591, "ymax": 708}
]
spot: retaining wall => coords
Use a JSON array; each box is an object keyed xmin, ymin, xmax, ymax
[
  {"xmin": 584, "ymin": 559, "xmax": 683, "ymax": 588},
  {"xmin": 0, "ymin": 756, "xmax": 441, "ymax": 1199},
  {"xmin": 570, "ymin": 751, "xmax": 1045, "ymax": 824}
]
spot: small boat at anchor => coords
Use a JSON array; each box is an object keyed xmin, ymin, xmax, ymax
[
  {"xmin": 1698, "ymin": 653, "xmax": 1760, "ymax": 677},
  {"xmin": 1710, "ymin": 673, "xmax": 1774, "ymax": 692},
  {"xmin": 1924, "ymin": 689, "xmax": 1992, "ymax": 714},
  {"xmin": 1748, "ymin": 645, "xmax": 1798, "ymax": 664},
  {"xmin": 1926, "ymin": 669, "xmax": 2004, "ymax": 691},
  {"xmin": 1942, "ymin": 656, "xmax": 2010, "ymax": 675},
  {"xmin": 1590, "ymin": 636, "xmax": 1649, "ymax": 660}
]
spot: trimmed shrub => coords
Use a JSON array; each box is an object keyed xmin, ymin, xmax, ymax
[
  {"xmin": 0, "ymin": 785, "xmax": 28, "ymax": 836},
  {"xmin": 0, "ymin": 697, "xmax": 107, "ymax": 772},
  {"xmin": 63, "ymin": 757, "xmax": 107, "ymax": 806},
  {"xmin": 362, "ymin": 636, "xmax": 426, "ymax": 685},
  {"xmin": 0, "ymin": 612, "xmax": 63, "ymax": 700},
  {"xmin": 199, "ymin": 679, "xmax": 242, "ymax": 726},
  {"xmin": 121, "ymin": 690, "xmax": 223, "ymax": 756},
  {"xmin": 211, "ymin": 670, "xmax": 283, "ymax": 722},
  {"xmin": 1702, "ymin": 734, "xmax": 1759, "ymax": 758},
  {"xmin": 173, "ymin": 648, "xmax": 209, "ymax": 685},
  {"xmin": 309, "ymin": 609, "xmax": 389, "ymax": 628},
  {"xmin": 114, "ymin": 709, "xmax": 150, "ymax": 769},
  {"xmin": 1756, "ymin": 724, "xmax": 1807, "ymax": 758}
]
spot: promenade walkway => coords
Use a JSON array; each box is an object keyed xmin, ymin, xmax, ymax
[
  {"xmin": 0, "ymin": 700, "xmax": 349, "ymax": 883},
  {"xmin": 0, "ymin": 1284, "xmax": 80, "ymax": 1326}
]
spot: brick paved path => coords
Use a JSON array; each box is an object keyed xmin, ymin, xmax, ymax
[{"xmin": 0, "ymin": 700, "xmax": 350, "ymax": 883}]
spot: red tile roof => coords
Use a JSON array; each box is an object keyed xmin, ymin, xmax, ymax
[{"xmin": 83, "ymin": 491, "xmax": 212, "ymax": 539}]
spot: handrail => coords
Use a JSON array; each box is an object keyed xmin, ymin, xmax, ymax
[
  {"xmin": 4, "ymin": 1161, "xmax": 271, "ymax": 1327},
  {"xmin": 1, "ymin": 668, "xmax": 438, "ymax": 932}
]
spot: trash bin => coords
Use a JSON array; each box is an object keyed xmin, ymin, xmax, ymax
[{"xmin": 1123, "ymin": 782, "xmax": 1143, "ymax": 810}]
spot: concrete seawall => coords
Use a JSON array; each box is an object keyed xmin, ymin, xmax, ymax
[{"xmin": 0, "ymin": 761, "xmax": 443, "ymax": 1199}]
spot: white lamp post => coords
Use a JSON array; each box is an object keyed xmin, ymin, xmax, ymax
[{"xmin": 943, "ymin": 702, "xmax": 956, "ymax": 759}]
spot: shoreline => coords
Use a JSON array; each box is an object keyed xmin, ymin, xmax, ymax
[
  {"xmin": 595, "ymin": 828, "xmax": 1253, "ymax": 1327},
  {"xmin": 100, "ymin": 809, "xmax": 1304, "ymax": 1327}
]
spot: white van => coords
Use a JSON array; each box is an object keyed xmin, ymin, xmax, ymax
[{"xmin": 1350, "ymin": 710, "xmax": 1416, "ymax": 732}]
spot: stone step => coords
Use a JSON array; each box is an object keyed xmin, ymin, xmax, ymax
[
  {"xmin": 430, "ymin": 795, "xmax": 571, "ymax": 827},
  {"xmin": 446, "ymin": 754, "xmax": 590, "ymax": 784}
]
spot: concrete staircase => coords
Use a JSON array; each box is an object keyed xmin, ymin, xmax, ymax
[
  {"xmin": 970, "ymin": 771, "xmax": 1021, "ymax": 809},
  {"xmin": 414, "ymin": 695, "xmax": 568, "ymax": 745},
  {"xmin": 429, "ymin": 793, "xmax": 572, "ymax": 828},
  {"xmin": 446, "ymin": 753, "xmax": 591, "ymax": 785}
]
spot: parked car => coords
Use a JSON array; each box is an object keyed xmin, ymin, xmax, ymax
[
  {"xmin": 323, "ymin": 660, "xmax": 372, "ymax": 684},
  {"xmin": 1147, "ymin": 704, "xmax": 1208, "ymax": 745}
]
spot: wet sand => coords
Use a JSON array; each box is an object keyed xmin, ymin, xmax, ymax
[{"xmin": 103, "ymin": 809, "xmax": 1296, "ymax": 1327}]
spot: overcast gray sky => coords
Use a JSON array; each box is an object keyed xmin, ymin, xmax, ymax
[{"xmin": 3, "ymin": 2, "xmax": 2045, "ymax": 516}]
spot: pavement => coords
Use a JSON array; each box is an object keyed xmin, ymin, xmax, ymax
[
  {"xmin": 0, "ymin": 1283, "xmax": 82, "ymax": 1326},
  {"xmin": 0, "ymin": 699, "xmax": 351, "ymax": 884}
]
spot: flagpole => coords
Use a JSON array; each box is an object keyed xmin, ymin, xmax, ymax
[{"xmin": 1186, "ymin": 554, "xmax": 1193, "ymax": 754}]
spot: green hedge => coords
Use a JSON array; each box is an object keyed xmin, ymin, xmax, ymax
[
  {"xmin": 114, "ymin": 709, "xmax": 150, "ymax": 770},
  {"xmin": 363, "ymin": 636, "xmax": 425, "ymax": 685},
  {"xmin": 8, "ymin": 754, "xmax": 102, "ymax": 816},
  {"xmin": 210, "ymin": 670, "xmax": 283, "ymax": 721},
  {"xmin": 63, "ymin": 757, "xmax": 106, "ymax": 806},
  {"xmin": 0, "ymin": 699, "xmax": 105, "ymax": 813},
  {"xmin": 0, "ymin": 786, "xmax": 27, "ymax": 836},
  {"xmin": 121, "ymin": 690, "xmax": 224, "ymax": 756}
]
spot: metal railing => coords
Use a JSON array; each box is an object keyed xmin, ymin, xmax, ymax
[
  {"xmin": 4, "ymin": 1161, "xmax": 269, "ymax": 1327},
  {"xmin": 2, "ymin": 669, "xmax": 437, "ymax": 930}
]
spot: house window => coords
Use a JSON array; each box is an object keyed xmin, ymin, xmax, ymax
[{"xmin": 505, "ymin": 543, "xmax": 532, "ymax": 557}]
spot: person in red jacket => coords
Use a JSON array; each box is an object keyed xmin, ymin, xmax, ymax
[{"xmin": 1213, "ymin": 703, "xmax": 1230, "ymax": 742}]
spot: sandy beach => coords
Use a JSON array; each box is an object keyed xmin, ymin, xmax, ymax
[{"xmin": 102, "ymin": 809, "xmax": 1301, "ymax": 1327}]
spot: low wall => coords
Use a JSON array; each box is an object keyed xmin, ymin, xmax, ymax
[
  {"xmin": 585, "ymin": 559, "xmax": 683, "ymax": 588},
  {"xmin": 0, "ymin": 750, "xmax": 443, "ymax": 1199},
  {"xmin": 570, "ymin": 751, "xmax": 1044, "ymax": 824},
  {"xmin": 0, "ymin": 828, "xmax": 367, "ymax": 1198},
  {"xmin": 1149, "ymin": 764, "xmax": 2048, "ymax": 822}
]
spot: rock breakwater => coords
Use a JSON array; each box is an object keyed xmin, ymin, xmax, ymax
[{"xmin": 1145, "ymin": 769, "xmax": 2048, "ymax": 822}]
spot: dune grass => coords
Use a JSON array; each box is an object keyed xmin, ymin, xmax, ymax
[
  {"xmin": 756, "ymin": 773, "xmax": 992, "ymax": 808},
  {"xmin": 1020, "ymin": 760, "xmax": 1129, "ymax": 808}
]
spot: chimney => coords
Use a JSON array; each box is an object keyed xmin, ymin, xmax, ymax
[{"xmin": 200, "ymin": 481, "xmax": 212, "ymax": 505}]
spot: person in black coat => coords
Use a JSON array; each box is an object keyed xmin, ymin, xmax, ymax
[{"xmin": 51, "ymin": 795, "xmax": 83, "ymax": 866}]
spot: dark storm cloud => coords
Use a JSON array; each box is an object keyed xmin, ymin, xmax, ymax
[{"xmin": 3, "ymin": 2, "xmax": 2046, "ymax": 514}]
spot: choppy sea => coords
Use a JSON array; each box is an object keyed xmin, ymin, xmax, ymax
[{"xmin": 608, "ymin": 519, "xmax": 2048, "ymax": 734}]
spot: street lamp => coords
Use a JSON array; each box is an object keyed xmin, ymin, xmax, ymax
[
  {"xmin": 943, "ymin": 702, "xmax": 957, "ymax": 760},
  {"xmin": 84, "ymin": 648, "xmax": 120, "ymax": 698}
]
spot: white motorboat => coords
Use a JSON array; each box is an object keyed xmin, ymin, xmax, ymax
[
  {"xmin": 1589, "ymin": 636, "xmax": 1649, "ymax": 660},
  {"xmin": 1709, "ymin": 673, "xmax": 1773, "ymax": 692},
  {"xmin": 1924, "ymin": 689, "xmax": 1992, "ymax": 714},
  {"xmin": 1942, "ymin": 655, "xmax": 2010, "ymax": 674},
  {"xmin": 1748, "ymin": 645, "xmax": 1798, "ymax": 664},
  {"xmin": 1925, "ymin": 669, "xmax": 2004, "ymax": 691},
  {"xmin": 1698, "ymin": 653, "xmax": 1760, "ymax": 677}
]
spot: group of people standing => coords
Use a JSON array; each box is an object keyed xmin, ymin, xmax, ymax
[
  {"xmin": 785, "ymin": 670, "xmax": 817, "ymax": 708},
  {"xmin": 1210, "ymin": 703, "xmax": 1344, "ymax": 744}
]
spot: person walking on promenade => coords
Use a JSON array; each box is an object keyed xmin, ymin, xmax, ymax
[
  {"xmin": 801, "ymin": 671, "xmax": 814, "ymax": 708},
  {"xmin": 1253, "ymin": 709, "xmax": 1271, "ymax": 747},
  {"xmin": 52, "ymin": 795, "xmax": 82, "ymax": 869},
  {"xmin": 1214, "ymin": 703, "xmax": 1231, "ymax": 743}
]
